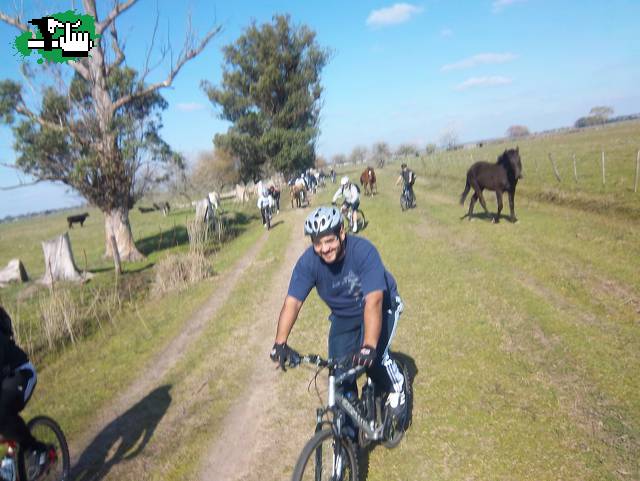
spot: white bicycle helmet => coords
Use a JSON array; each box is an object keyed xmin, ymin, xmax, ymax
[
  {"xmin": 340, "ymin": 176, "xmax": 349, "ymax": 186},
  {"xmin": 304, "ymin": 206, "xmax": 342, "ymax": 237}
]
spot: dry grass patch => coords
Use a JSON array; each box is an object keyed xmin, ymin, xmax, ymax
[{"xmin": 152, "ymin": 220, "xmax": 214, "ymax": 296}]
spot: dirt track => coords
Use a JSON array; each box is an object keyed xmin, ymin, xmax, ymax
[
  {"xmin": 69, "ymin": 229, "xmax": 270, "ymax": 480},
  {"xmin": 199, "ymin": 209, "xmax": 307, "ymax": 481}
]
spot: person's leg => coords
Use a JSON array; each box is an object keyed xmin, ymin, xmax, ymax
[
  {"xmin": 366, "ymin": 296, "xmax": 405, "ymax": 399},
  {"xmin": 0, "ymin": 370, "xmax": 38, "ymax": 448}
]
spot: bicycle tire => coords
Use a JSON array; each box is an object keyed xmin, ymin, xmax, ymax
[
  {"xmin": 291, "ymin": 428, "xmax": 358, "ymax": 481},
  {"xmin": 18, "ymin": 416, "xmax": 70, "ymax": 481},
  {"xmin": 356, "ymin": 209, "xmax": 365, "ymax": 231},
  {"xmin": 400, "ymin": 193, "xmax": 409, "ymax": 211},
  {"xmin": 266, "ymin": 207, "xmax": 272, "ymax": 230},
  {"xmin": 382, "ymin": 359, "xmax": 412, "ymax": 449}
]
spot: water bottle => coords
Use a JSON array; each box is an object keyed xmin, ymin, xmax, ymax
[{"xmin": 0, "ymin": 455, "xmax": 16, "ymax": 481}]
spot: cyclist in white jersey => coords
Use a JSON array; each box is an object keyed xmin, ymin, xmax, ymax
[{"xmin": 332, "ymin": 176, "xmax": 361, "ymax": 232}]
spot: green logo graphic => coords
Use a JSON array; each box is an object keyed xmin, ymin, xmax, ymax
[{"xmin": 13, "ymin": 10, "xmax": 99, "ymax": 64}]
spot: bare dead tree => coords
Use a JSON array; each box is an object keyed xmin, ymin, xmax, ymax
[{"xmin": 0, "ymin": 1, "xmax": 221, "ymax": 261}]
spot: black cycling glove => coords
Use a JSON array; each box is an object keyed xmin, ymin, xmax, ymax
[
  {"xmin": 352, "ymin": 345, "xmax": 377, "ymax": 368},
  {"xmin": 270, "ymin": 342, "xmax": 301, "ymax": 371}
]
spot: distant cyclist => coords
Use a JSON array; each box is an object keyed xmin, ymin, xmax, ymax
[
  {"xmin": 268, "ymin": 185, "xmax": 281, "ymax": 214},
  {"xmin": 395, "ymin": 163, "xmax": 416, "ymax": 208},
  {"xmin": 257, "ymin": 188, "xmax": 274, "ymax": 228},
  {"xmin": 332, "ymin": 176, "xmax": 361, "ymax": 232},
  {"xmin": 0, "ymin": 306, "xmax": 50, "ymax": 478}
]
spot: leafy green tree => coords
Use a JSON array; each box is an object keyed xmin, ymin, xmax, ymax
[
  {"xmin": 332, "ymin": 153, "xmax": 347, "ymax": 166},
  {"xmin": 349, "ymin": 146, "xmax": 368, "ymax": 165},
  {"xmin": 396, "ymin": 143, "xmax": 419, "ymax": 157},
  {"xmin": 589, "ymin": 106, "xmax": 613, "ymax": 121},
  {"xmin": 203, "ymin": 15, "xmax": 329, "ymax": 181},
  {"xmin": 506, "ymin": 125, "xmax": 530, "ymax": 138},
  {"xmin": 0, "ymin": 1, "xmax": 219, "ymax": 261},
  {"xmin": 371, "ymin": 142, "xmax": 391, "ymax": 168}
]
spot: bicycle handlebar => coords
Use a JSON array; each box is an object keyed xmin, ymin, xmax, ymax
[{"xmin": 293, "ymin": 354, "xmax": 367, "ymax": 382}]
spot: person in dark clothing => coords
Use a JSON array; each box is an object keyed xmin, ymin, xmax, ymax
[
  {"xmin": 0, "ymin": 306, "xmax": 49, "ymax": 475},
  {"xmin": 395, "ymin": 163, "xmax": 417, "ymax": 207}
]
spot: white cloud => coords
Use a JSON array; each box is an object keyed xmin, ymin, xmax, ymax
[
  {"xmin": 492, "ymin": 0, "xmax": 527, "ymax": 13},
  {"xmin": 455, "ymin": 76, "xmax": 513, "ymax": 91},
  {"xmin": 366, "ymin": 3, "xmax": 424, "ymax": 27},
  {"xmin": 441, "ymin": 52, "xmax": 518, "ymax": 71},
  {"xmin": 440, "ymin": 28, "xmax": 453, "ymax": 38},
  {"xmin": 176, "ymin": 102, "xmax": 205, "ymax": 112}
]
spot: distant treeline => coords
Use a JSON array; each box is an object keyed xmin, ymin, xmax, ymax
[
  {"xmin": 0, "ymin": 204, "xmax": 87, "ymax": 224},
  {"xmin": 574, "ymin": 113, "xmax": 640, "ymax": 128}
]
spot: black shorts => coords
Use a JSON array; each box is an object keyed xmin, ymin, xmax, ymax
[{"xmin": 342, "ymin": 199, "xmax": 360, "ymax": 211}]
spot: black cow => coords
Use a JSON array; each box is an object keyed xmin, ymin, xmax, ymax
[
  {"xmin": 460, "ymin": 147, "xmax": 523, "ymax": 223},
  {"xmin": 67, "ymin": 212, "xmax": 89, "ymax": 228}
]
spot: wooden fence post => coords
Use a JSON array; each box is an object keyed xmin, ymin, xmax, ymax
[
  {"xmin": 635, "ymin": 150, "xmax": 640, "ymax": 193},
  {"xmin": 110, "ymin": 235, "xmax": 122, "ymax": 276},
  {"xmin": 572, "ymin": 153, "xmax": 578, "ymax": 182},
  {"xmin": 601, "ymin": 151, "xmax": 606, "ymax": 186},
  {"xmin": 548, "ymin": 153, "xmax": 561, "ymax": 182}
]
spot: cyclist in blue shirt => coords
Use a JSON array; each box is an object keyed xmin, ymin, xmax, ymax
[{"xmin": 270, "ymin": 206, "xmax": 406, "ymax": 418}]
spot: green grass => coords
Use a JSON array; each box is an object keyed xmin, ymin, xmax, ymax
[
  {"xmin": 0, "ymin": 201, "xmax": 260, "ymax": 358},
  {"xmin": 1, "ymin": 120, "xmax": 638, "ymax": 480},
  {"xmin": 22, "ymin": 214, "xmax": 266, "ymax": 441}
]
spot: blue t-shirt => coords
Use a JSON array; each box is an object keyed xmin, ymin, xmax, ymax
[{"xmin": 287, "ymin": 236, "xmax": 399, "ymax": 322}]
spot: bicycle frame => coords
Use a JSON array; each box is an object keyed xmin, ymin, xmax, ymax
[{"xmin": 318, "ymin": 363, "xmax": 385, "ymax": 442}]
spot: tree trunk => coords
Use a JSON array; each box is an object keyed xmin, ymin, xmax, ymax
[
  {"xmin": 41, "ymin": 233, "xmax": 93, "ymax": 285},
  {"xmin": 104, "ymin": 208, "xmax": 145, "ymax": 262}
]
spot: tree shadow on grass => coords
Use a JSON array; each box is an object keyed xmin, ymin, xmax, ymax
[
  {"xmin": 71, "ymin": 385, "xmax": 172, "ymax": 481},
  {"xmin": 358, "ymin": 351, "xmax": 417, "ymax": 481},
  {"xmin": 136, "ymin": 226, "xmax": 189, "ymax": 256},
  {"xmin": 133, "ymin": 211, "xmax": 260, "ymax": 259}
]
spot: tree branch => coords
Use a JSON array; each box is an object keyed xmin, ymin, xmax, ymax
[
  {"xmin": 0, "ymin": 179, "xmax": 41, "ymax": 191},
  {"xmin": 95, "ymin": 0, "xmax": 138, "ymax": 35},
  {"xmin": 113, "ymin": 26, "xmax": 222, "ymax": 111},
  {"xmin": 0, "ymin": 11, "xmax": 29, "ymax": 32},
  {"xmin": 112, "ymin": 24, "xmax": 221, "ymax": 113},
  {"xmin": 108, "ymin": 22, "xmax": 126, "ymax": 72}
]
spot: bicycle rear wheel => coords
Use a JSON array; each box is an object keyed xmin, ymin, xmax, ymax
[
  {"xmin": 18, "ymin": 416, "xmax": 70, "ymax": 481},
  {"xmin": 291, "ymin": 428, "xmax": 358, "ymax": 481}
]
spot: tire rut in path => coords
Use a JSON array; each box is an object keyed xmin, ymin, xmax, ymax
[
  {"xmin": 70, "ymin": 230, "xmax": 270, "ymax": 478},
  {"xmin": 198, "ymin": 209, "xmax": 307, "ymax": 481}
]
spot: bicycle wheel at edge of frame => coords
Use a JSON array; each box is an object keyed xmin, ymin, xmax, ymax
[
  {"xmin": 291, "ymin": 428, "xmax": 358, "ymax": 481},
  {"xmin": 18, "ymin": 416, "xmax": 70, "ymax": 481}
]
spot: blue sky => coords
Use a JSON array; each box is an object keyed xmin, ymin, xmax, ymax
[{"xmin": 1, "ymin": 0, "xmax": 639, "ymax": 217}]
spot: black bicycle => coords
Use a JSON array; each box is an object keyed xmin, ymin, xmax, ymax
[
  {"xmin": 340, "ymin": 204, "xmax": 366, "ymax": 233},
  {"xmin": 400, "ymin": 185, "xmax": 414, "ymax": 211},
  {"xmin": 261, "ymin": 204, "xmax": 273, "ymax": 230},
  {"xmin": 289, "ymin": 354, "xmax": 411, "ymax": 481},
  {"xmin": 0, "ymin": 416, "xmax": 70, "ymax": 481}
]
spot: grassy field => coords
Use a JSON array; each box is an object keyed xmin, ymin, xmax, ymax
[{"xmin": 0, "ymin": 120, "xmax": 638, "ymax": 480}]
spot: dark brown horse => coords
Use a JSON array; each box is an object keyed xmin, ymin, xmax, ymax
[
  {"xmin": 460, "ymin": 147, "xmax": 523, "ymax": 223},
  {"xmin": 360, "ymin": 167, "xmax": 377, "ymax": 196}
]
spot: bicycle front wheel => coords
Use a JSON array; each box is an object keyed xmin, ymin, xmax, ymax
[
  {"xmin": 18, "ymin": 416, "xmax": 70, "ymax": 481},
  {"xmin": 291, "ymin": 428, "xmax": 358, "ymax": 481}
]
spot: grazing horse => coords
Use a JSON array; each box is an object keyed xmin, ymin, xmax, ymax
[
  {"xmin": 360, "ymin": 167, "xmax": 377, "ymax": 196},
  {"xmin": 290, "ymin": 184, "xmax": 306, "ymax": 208},
  {"xmin": 460, "ymin": 147, "xmax": 523, "ymax": 223}
]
